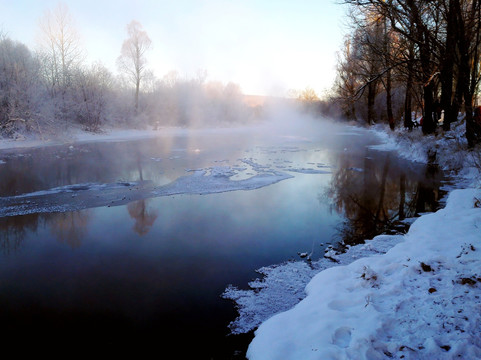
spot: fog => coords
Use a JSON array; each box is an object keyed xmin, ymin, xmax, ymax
[
  {"xmin": 0, "ymin": 1, "xmax": 347, "ymax": 141},
  {"xmin": 3, "ymin": 1, "xmax": 344, "ymax": 96}
]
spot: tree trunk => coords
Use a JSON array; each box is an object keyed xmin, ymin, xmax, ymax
[
  {"xmin": 454, "ymin": 0, "xmax": 479, "ymax": 147},
  {"xmin": 422, "ymin": 81, "xmax": 436, "ymax": 134},
  {"xmin": 420, "ymin": 31, "xmax": 436, "ymax": 135},
  {"xmin": 469, "ymin": 0, "xmax": 481, "ymax": 99},
  {"xmin": 386, "ymin": 68, "xmax": 394, "ymax": 130},
  {"xmin": 440, "ymin": 0, "xmax": 457, "ymax": 131},
  {"xmin": 135, "ymin": 78, "xmax": 140, "ymax": 112},
  {"xmin": 384, "ymin": 16, "xmax": 394, "ymax": 131},
  {"xmin": 404, "ymin": 40, "xmax": 414, "ymax": 130},
  {"xmin": 367, "ymin": 80, "xmax": 376, "ymax": 125}
]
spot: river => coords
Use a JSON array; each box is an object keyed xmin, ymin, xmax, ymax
[{"xmin": 0, "ymin": 119, "xmax": 449, "ymax": 357}]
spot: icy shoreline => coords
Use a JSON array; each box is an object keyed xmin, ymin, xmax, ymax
[
  {"xmin": 0, "ymin": 127, "xmax": 192, "ymax": 151},
  {"xmin": 245, "ymin": 123, "xmax": 481, "ymax": 359}
]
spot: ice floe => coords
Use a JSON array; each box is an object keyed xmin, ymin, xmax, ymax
[{"xmin": 0, "ymin": 165, "xmax": 293, "ymax": 217}]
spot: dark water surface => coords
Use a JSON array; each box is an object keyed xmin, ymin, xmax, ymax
[{"xmin": 0, "ymin": 122, "xmax": 448, "ymax": 357}]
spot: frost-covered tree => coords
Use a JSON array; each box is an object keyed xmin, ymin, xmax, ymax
[
  {"xmin": 117, "ymin": 20, "xmax": 152, "ymax": 113},
  {"xmin": 36, "ymin": 3, "xmax": 86, "ymax": 130},
  {"xmin": 71, "ymin": 63, "xmax": 114, "ymax": 132},
  {"xmin": 37, "ymin": 3, "xmax": 84, "ymax": 94},
  {"xmin": 0, "ymin": 37, "xmax": 43, "ymax": 136}
]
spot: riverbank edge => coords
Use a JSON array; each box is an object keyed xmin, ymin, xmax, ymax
[{"xmin": 246, "ymin": 122, "xmax": 481, "ymax": 359}]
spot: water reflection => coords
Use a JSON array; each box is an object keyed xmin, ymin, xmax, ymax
[
  {"xmin": 127, "ymin": 199, "xmax": 158, "ymax": 236},
  {"xmin": 326, "ymin": 150, "xmax": 444, "ymax": 246},
  {"xmin": 50, "ymin": 211, "xmax": 91, "ymax": 248},
  {"xmin": 0, "ymin": 140, "xmax": 170, "ymax": 197},
  {"xmin": 0, "ymin": 199, "xmax": 160, "ymax": 251},
  {"xmin": 0, "ymin": 214, "xmax": 39, "ymax": 254}
]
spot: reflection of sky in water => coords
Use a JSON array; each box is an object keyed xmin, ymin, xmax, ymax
[{"xmin": 0, "ymin": 124, "xmax": 447, "ymax": 356}]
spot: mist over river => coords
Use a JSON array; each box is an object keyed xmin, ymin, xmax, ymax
[{"xmin": 0, "ymin": 119, "xmax": 448, "ymax": 358}]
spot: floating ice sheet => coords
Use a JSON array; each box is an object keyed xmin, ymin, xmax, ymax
[{"xmin": 0, "ymin": 166, "xmax": 293, "ymax": 217}]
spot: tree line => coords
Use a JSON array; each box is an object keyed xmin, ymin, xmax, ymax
[
  {"xmin": 332, "ymin": 0, "xmax": 481, "ymax": 147},
  {"xmin": 0, "ymin": 4, "xmax": 255, "ymax": 139}
]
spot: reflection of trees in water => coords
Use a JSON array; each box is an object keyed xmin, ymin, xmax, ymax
[
  {"xmin": 0, "ymin": 214, "xmax": 41, "ymax": 254},
  {"xmin": 127, "ymin": 199, "xmax": 158, "ymax": 236},
  {"xmin": 127, "ymin": 155, "xmax": 158, "ymax": 236},
  {"xmin": 49, "ymin": 211, "xmax": 91, "ymax": 249},
  {"xmin": 0, "ymin": 141, "xmax": 164, "ymax": 198},
  {"xmin": 0, "ymin": 141, "xmax": 165, "ymax": 251},
  {"xmin": 327, "ymin": 151, "xmax": 442, "ymax": 247},
  {"xmin": 412, "ymin": 165, "xmax": 440, "ymax": 215},
  {"xmin": 0, "ymin": 211, "xmax": 91, "ymax": 253},
  {"xmin": 0, "ymin": 157, "xmax": 45, "ymax": 196}
]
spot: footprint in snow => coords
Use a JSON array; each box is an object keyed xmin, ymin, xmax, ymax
[{"xmin": 332, "ymin": 327, "xmax": 352, "ymax": 348}]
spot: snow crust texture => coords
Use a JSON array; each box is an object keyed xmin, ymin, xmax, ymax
[{"xmin": 247, "ymin": 188, "xmax": 481, "ymax": 360}]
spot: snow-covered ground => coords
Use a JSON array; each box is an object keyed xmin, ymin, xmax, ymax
[
  {"xmin": 245, "ymin": 122, "xmax": 481, "ymax": 359},
  {"xmin": 0, "ymin": 127, "xmax": 177, "ymax": 150}
]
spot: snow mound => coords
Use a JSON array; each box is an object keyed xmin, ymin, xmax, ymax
[
  {"xmin": 223, "ymin": 234, "xmax": 404, "ymax": 334},
  {"xmin": 368, "ymin": 122, "xmax": 480, "ymax": 178},
  {"xmin": 247, "ymin": 188, "xmax": 481, "ymax": 360}
]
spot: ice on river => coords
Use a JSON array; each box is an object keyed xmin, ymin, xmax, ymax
[{"xmin": 0, "ymin": 161, "xmax": 293, "ymax": 217}]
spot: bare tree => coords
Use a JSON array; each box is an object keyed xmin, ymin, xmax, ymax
[
  {"xmin": 339, "ymin": 0, "xmax": 481, "ymax": 146},
  {"xmin": 117, "ymin": 20, "xmax": 152, "ymax": 112},
  {"xmin": 334, "ymin": 37, "xmax": 360, "ymax": 120},
  {"xmin": 37, "ymin": 3, "xmax": 84, "ymax": 94}
]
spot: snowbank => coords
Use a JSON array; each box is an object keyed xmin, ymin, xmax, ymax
[
  {"xmin": 223, "ymin": 234, "xmax": 404, "ymax": 334},
  {"xmin": 368, "ymin": 121, "xmax": 480, "ymax": 185},
  {"xmin": 246, "ymin": 124, "xmax": 481, "ymax": 359},
  {"xmin": 0, "ymin": 127, "xmax": 169, "ymax": 150},
  {"xmin": 248, "ymin": 187, "xmax": 481, "ymax": 359}
]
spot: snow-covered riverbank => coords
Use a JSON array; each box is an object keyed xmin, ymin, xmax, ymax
[
  {"xmin": 246, "ymin": 122, "xmax": 481, "ymax": 359},
  {"xmin": 0, "ymin": 127, "xmax": 180, "ymax": 150},
  {"xmin": 249, "ymin": 187, "xmax": 481, "ymax": 359}
]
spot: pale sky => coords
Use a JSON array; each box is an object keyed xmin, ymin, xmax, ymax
[{"xmin": 0, "ymin": 0, "xmax": 347, "ymax": 97}]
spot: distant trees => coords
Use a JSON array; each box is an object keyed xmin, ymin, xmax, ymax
[
  {"xmin": 117, "ymin": 20, "xmax": 152, "ymax": 113},
  {"xmin": 334, "ymin": 0, "xmax": 481, "ymax": 147},
  {"xmin": 71, "ymin": 63, "xmax": 113, "ymax": 131},
  {"xmin": 298, "ymin": 87, "xmax": 320, "ymax": 102},
  {"xmin": 286, "ymin": 87, "xmax": 325, "ymax": 115},
  {"xmin": 0, "ymin": 10, "xmax": 262, "ymax": 138},
  {"xmin": 0, "ymin": 37, "xmax": 42, "ymax": 136},
  {"xmin": 288, "ymin": 87, "xmax": 320, "ymax": 102},
  {"xmin": 145, "ymin": 76, "xmax": 254, "ymax": 128}
]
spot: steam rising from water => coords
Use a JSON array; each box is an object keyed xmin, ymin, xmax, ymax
[{"xmin": 0, "ymin": 103, "xmax": 355, "ymax": 220}]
